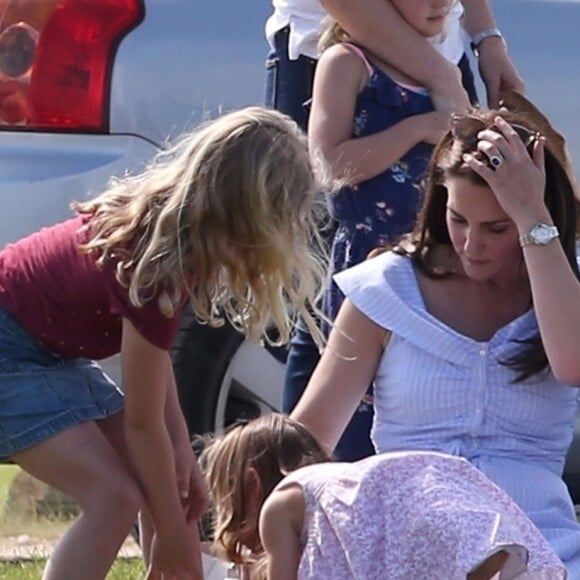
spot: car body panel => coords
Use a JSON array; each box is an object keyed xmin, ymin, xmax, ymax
[
  {"xmin": 109, "ymin": 0, "xmax": 270, "ymax": 144},
  {"xmin": 0, "ymin": 132, "xmax": 156, "ymax": 247}
]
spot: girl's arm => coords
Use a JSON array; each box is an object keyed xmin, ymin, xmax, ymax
[
  {"xmin": 309, "ymin": 45, "xmax": 448, "ymax": 185},
  {"xmin": 319, "ymin": 0, "xmax": 469, "ymax": 111},
  {"xmin": 121, "ymin": 318, "xmax": 204, "ymax": 578},
  {"xmin": 461, "ymin": 0, "xmax": 525, "ymax": 107},
  {"xmin": 259, "ymin": 486, "xmax": 305, "ymax": 580},
  {"xmin": 164, "ymin": 361, "xmax": 209, "ymax": 522},
  {"xmin": 291, "ymin": 299, "xmax": 387, "ymax": 454}
]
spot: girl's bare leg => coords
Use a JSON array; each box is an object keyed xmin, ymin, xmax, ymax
[
  {"xmin": 96, "ymin": 411, "xmax": 155, "ymax": 566},
  {"xmin": 12, "ymin": 419, "xmax": 144, "ymax": 580}
]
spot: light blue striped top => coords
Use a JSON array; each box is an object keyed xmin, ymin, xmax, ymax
[{"xmin": 335, "ymin": 251, "xmax": 580, "ymax": 576}]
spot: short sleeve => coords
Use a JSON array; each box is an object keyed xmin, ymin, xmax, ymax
[
  {"xmin": 333, "ymin": 251, "xmax": 414, "ymax": 331},
  {"xmin": 106, "ymin": 271, "xmax": 182, "ymax": 351},
  {"xmin": 333, "ymin": 252, "xmax": 515, "ymax": 367}
]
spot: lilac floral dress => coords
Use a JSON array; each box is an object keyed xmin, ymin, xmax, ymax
[
  {"xmin": 322, "ymin": 44, "xmax": 434, "ymax": 323},
  {"xmin": 275, "ymin": 451, "xmax": 567, "ymax": 579}
]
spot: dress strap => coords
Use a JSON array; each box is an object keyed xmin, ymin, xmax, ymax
[{"xmin": 341, "ymin": 42, "xmax": 374, "ymax": 77}]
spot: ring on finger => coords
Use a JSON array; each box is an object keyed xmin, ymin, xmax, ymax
[{"xmin": 488, "ymin": 152, "xmax": 504, "ymax": 169}]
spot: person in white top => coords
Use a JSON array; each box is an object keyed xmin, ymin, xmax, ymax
[{"xmin": 264, "ymin": 0, "xmax": 525, "ymax": 129}]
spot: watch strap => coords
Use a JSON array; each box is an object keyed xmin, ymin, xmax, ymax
[
  {"xmin": 519, "ymin": 224, "xmax": 559, "ymax": 248},
  {"xmin": 470, "ymin": 28, "xmax": 505, "ymax": 57}
]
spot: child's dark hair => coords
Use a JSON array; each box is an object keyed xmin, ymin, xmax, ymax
[{"xmin": 199, "ymin": 413, "xmax": 330, "ymax": 566}]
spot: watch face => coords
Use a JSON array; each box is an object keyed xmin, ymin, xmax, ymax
[{"xmin": 532, "ymin": 224, "xmax": 557, "ymax": 244}]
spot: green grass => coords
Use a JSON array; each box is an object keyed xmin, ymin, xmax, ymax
[
  {"xmin": 0, "ymin": 467, "xmax": 144, "ymax": 577},
  {"xmin": 0, "ymin": 465, "xmax": 19, "ymax": 518},
  {"xmin": 0, "ymin": 559, "xmax": 145, "ymax": 579}
]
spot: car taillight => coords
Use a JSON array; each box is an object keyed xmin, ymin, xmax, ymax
[{"xmin": 0, "ymin": 0, "xmax": 144, "ymax": 131}]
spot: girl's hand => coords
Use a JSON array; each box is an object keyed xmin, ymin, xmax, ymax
[
  {"xmin": 417, "ymin": 110, "xmax": 454, "ymax": 145},
  {"xmin": 146, "ymin": 525, "xmax": 204, "ymax": 580},
  {"xmin": 428, "ymin": 62, "xmax": 470, "ymax": 113},
  {"xmin": 174, "ymin": 441, "xmax": 210, "ymax": 524},
  {"xmin": 462, "ymin": 116, "xmax": 549, "ymax": 229}
]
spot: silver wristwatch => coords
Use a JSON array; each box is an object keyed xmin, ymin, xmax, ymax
[
  {"xmin": 519, "ymin": 223, "xmax": 559, "ymax": 248},
  {"xmin": 470, "ymin": 28, "xmax": 506, "ymax": 58}
]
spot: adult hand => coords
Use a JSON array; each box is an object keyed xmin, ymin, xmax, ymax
[
  {"xmin": 462, "ymin": 116, "xmax": 548, "ymax": 230},
  {"xmin": 478, "ymin": 39, "xmax": 526, "ymax": 108}
]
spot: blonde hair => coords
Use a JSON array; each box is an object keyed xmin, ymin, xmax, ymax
[
  {"xmin": 317, "ymin": 16, "xmax": 349, "ymax": 53},
  {"xmin": 74, "ymin": 106, "xmax": 329, "ymax": 346},
  {"xmin": 199, "ymin": 414, "xmax": 330, "ymax": 571}
]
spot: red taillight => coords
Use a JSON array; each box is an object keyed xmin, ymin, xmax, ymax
[{"xmin": 0, "ymin": 0, "xmax": 143, "ymax": 131}]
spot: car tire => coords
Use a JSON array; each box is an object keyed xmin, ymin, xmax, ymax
[
  {"xmin": 171, "ymin": 306, "xmax": 243, "ymax": 435},
  {"xmin": 172, "ymin": 305, "xmax": 278, "ymax": 436}
]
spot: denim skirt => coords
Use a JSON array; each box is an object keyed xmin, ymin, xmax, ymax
[{"xmin": 0, "ymin": 306, "xmax": 124, "ymax": 459}]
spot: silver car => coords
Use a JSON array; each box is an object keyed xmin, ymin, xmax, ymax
[{"xmin": 0, "ymin": 0, "xmax": 283, "ymax": 436}]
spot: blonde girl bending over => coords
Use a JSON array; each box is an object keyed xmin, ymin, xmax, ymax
[{"xmin": 0, "ymin": 107, "xmax": 327, "ymax": 580}]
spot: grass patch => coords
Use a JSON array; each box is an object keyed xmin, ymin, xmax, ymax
[
  {"xmin": 0, "ymin": 466, "xmax": 19, "ymax": 519},
  {"xmin": 0, "ymin": 465, "xmax": 71, "ymax": 538},
  {"xmin": 0, "ymin": 558, "xmax": 145, "ymax": 579}
]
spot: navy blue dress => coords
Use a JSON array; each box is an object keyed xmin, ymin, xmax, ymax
[{"xmin": 323, "ymin": 46, "xmax": 435, "ymax": 324}]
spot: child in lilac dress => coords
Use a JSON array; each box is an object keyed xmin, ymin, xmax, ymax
[{"xmin": 201, "ymin": 414, "xmax": 566, "ymax": 579}]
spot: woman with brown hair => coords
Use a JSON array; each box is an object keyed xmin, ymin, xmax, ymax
[{"xmin": 291, "ymin": 103, "xmax": 580, "ymax": 575}]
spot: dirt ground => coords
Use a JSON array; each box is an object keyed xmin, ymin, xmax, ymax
[{"xmin": 0, "ymin": 535, "xmax": 141, "ymax": 561}]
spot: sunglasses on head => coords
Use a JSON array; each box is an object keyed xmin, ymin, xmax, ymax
[{"xmin": 450, "ymin": 114, "xmax": 538, "ymax": 148}]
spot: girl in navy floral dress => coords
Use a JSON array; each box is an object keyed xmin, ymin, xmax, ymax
[{"xmin": 300, "ymin": 0, "xmax": 457, "ymax": 460}]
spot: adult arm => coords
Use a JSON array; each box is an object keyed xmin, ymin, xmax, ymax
[
  {"xmin": 309, "ymin": 46, "xmax": 450, "ymax": 185},
  {"xmin": 259, "ymin": 486, "xmax": 305, "ymax": 580},
  {"xmin": 468, "ymin": 120, "xmax": 580, "ymax": 386},
  {"xmin": 121, "ymin": 318, "xmax": 204, "ymax": 578},
  {"xmin": 461, "ymin": 0, "xmax": 525, "ymax": 107},
  {"xmin": 291, "ymin": 299, "xmax": 387, "ymax": 453},
  {"xmin": 319, "ymin": 0, "xmax": 469, "ymax": 111}
]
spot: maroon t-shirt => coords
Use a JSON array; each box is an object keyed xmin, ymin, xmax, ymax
[{"xmin": 0, "ymin": 216, "xmax": 182, "ymax": 359}]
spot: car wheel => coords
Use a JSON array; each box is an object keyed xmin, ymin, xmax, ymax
[{"xmin": 171, "ymin": 306, "xmax": 283, "ymax": 436}]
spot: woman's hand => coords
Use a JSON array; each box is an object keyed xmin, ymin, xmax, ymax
[{"xmin": 462, "ymin": 116, "xmax": 550, "ymax": 231}]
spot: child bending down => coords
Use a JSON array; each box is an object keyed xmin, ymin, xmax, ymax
[
  {"xmin": 201, "ymin": 414, "xmax": 566, "ymax": 580},
  {"xmin": 0, "ymin": 107, "xmax": 327, "ymax": 580}
]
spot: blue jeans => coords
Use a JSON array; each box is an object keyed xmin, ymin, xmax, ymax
[
  {"xmin": 274, "ymin": 32, "xmax": 479, "ymax": 461},
  {"xmin": 264, "ymin": 26, "xmax": 477, "ymax": 131},
  {"xmin": 264, "ymin": 26, "xmax": 316, "ymax": 130},
  {"xmin": 283, "ymin": 318, "xmax": 376, "ymax": 461}
]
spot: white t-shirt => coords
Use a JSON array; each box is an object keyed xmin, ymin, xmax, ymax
[{"xmin": 265, "ymin": 0, "xmax": 466, "ymax": 64}]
